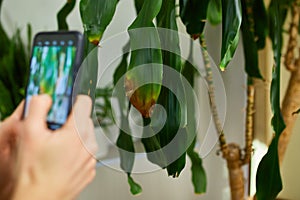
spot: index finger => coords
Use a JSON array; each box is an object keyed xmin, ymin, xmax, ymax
[{"xmin": 25, "ymin": 94, "xmax": 52, "ymax": 127}]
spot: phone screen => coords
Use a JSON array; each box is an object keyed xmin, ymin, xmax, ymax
[{"xmin": 24, "ymin": 32, "xmax": 83, "ymax": 130}]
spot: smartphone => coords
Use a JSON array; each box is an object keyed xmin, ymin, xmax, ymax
[{"xmin": 23, "ymin": 31, "xmax": 84, "ymax": 130}]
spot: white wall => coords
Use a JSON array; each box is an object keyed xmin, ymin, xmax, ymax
[{"xmin": 1, "ymin": 0, "xmax": 248, "ymax": 199}]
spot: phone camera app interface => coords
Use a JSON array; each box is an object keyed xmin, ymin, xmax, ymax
[{"xmin": 25, "ymin": 39, "xmax": 77, "ymax": 128}]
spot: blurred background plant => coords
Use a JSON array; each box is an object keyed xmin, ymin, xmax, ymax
[{"xmin": 0, "ymin": 0, "xmax": 31, "ymax": 119}]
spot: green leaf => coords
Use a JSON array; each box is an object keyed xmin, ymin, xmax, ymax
[
  {"xmin": 220, "ymin": 0, "xmax": 242, "ymax": 71},
  {"xmin": 141, "ymin": 118, "xmax": 167, "ymax": 168},
  {"xmin": 27, "ymin": 23, "xmax": 32, "ymax": 54},
  {"xmin": 182, "ymin": 50, "xmax": 207, "ymax": 194},
  {"xmin": 80, "ymin": 0, "xmax": 118, "ymax": 45},
  {"xmin": 113, "ymin": 43, "xmax": 129, "ymax": 86},
  {"xmin": 116, "ymin": 116, "xmax": 142, "ymax": 196},
  {"xmin": 12, "ymin": 28, "xmax": 30, "ymax": 94},
  {"xmin": 127, "ymin": 175, "xmax": 142, "ymax": 195},
  {"xmin": 0, "ymin": 23, "xmax": 10, "ymax": 57},
  {"xmin": 0, "ymin": 0, "xmax": 3, "ymax": 18},
  {"xmin": 57, "ymin": 0, "xmax": 76, "ymax": 30},
  {"xmin": 179, "ymin": 0, "xmax": 209, "ymax": 38},
  {"xmin": 77, "ymin": 35, "xmax": 98, "ymax": 110},
  {"xmin": 256, "ymin": 0, "xmax": 285, "ymax": 199},
  {"xmin": 116, "ymin": 120, "xmax": 135, "ymax": 173},
  {"xmin": 125, "ymin": 0, "xmax": 163, "ymax": 118},
  {"xmin": 256, "ymin": 139, "xmax": 283, "ymax": 200},
  {"xmin": 112, "ymin": 42, "xmax": 130, "ymax": 114},
  {"xmin": 241, "ymin": 0, "xmax": 263, "ymax": 79},
  {"xmin": 253, "ymin": 0, "xmax": 268, "ymax": 49},
  {"xmin": 0, "ymin": 6, "xmax": 30, "ymax": 119},
  {"xmin": 268, "ymin": 0, "xmax": 291, "ymax": 48},
  {"xmin": 0, "ymin": 80, "xmax": 14, "ymax": 119},
  {"xmin": 187, "ymin": 138, "xmax": 207, "ymax": 194},
  {"xmin": 207, "ymin": 0, "xmax": 222, "ymax": 25},
  {"xmin": 155, "ymin": 0, "xmax": 188, "ymax": 177},
  {"xmin": 134, "ymin": 0, "xmax": 144, "ymax": 14},
  {"xmin": 3, "ymin": 43, "xmax": 20, "ymax": 106},
  {"xmin": 112, "ymin": 44, "xmax": 142, "ymax": 195}
]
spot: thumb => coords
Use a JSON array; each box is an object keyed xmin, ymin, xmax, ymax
[{"xmin": 25, "ymin": 94, "xmax": 52, "ymax": 127}]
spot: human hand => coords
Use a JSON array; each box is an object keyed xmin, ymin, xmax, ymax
[
  {"xmin": 0, "ymin": 101, "xmax": 24, "ymax": 199},
  {"xmin": 13, "ymin": 94, "xmax": 97, "ymax": 200}
]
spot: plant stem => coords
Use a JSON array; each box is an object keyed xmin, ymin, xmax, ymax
[
  {"xmin": 199, "ymin": 35, "xmax": 228, "ymax": 155},
  {"xmin": 200, "ymin": 35, "xmax": 245, "ymax": 200},
  {"xmin": 242, "ymin": 82, "xmax": 255, "ymax": 165}
]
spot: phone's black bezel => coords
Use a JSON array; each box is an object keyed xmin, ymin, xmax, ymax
[{"xmin": 23, "ymin": 31, "xmax": 84, "ymax": 130}]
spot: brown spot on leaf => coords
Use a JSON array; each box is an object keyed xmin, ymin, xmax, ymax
[{"xmin": 125, "ymin": 77, "xmax": 155, "ymax": 118}]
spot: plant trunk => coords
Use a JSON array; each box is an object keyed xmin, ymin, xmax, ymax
[
  {"xmin": 224, "ymin": 143, "xmax": 245, "ymax": 200},
  {"xmin": 200, "ymin": 35, "xmax": 253, "ymax": 200},
  {"xmin": 279, "ymin": 65, "xmax": 300, "ymax": 163},
  {"xmin": 279, "ymin": 2, "xmax": 300, "ymax": 164}
]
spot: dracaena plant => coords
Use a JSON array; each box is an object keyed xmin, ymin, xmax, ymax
[{"xmin": 53, "ymin": 0, "xmax": 300, "ymax": 199}]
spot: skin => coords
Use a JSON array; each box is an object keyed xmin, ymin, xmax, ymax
[{"xmin": 0, "ymin": 94, "xmax": 97, "ymax": 200}]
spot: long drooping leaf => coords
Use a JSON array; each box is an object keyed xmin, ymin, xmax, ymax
[
  {"xmin": 256, "ymin": 0, "xmax": 285, "ymax": 198},
  {"xmin": 220, "ymin": 0, "xmax": 242, "ymax": 71},
  {"xmin": 142, "ymin": 118, "xmax": 167, "ymax": 168},
  {"xmin": 187, "ymin": 138, "xmax": 206, "ymax": 194},
  {"xmin": 80, "ymin": 0, "xmax": 118, "ymax": 45},
  {"xmin": 57, "ymin": 0, "xmax": 76, "ymax": 30},
  {"xmin": 79, "ymin": 0, "xmax": 119, "ymax": 107},
  {"xmin": 156, "ymin": 0, "xmax": 187, "ymax": 177},
  {"xmin": 134, "ymin": 0, "xmax": 144, "ymax": 14},
  {"xmin": 207, "ymin": 0, "xmax": 222, "ymax": 25},
  {"xmin": 113, "ymin": 43, "xmax": 142, "ymax": 195},
  {"xmin": 113, "ymin": 43, "xmax": 130, "ymax": 112},
  {"xmin": 253, "ymin": 0, "xmax": 268, "ymax": 49},
  {"xmin": 117, "ymin": 125, "xmax": 143, "ymax": 195},
  {"xmin": 241, "ymin": 0, "xmax": 263, "ymax": 79},
  {"xmin": 116, "ymin": 114, "xmax": 135, "ymax": 173},
  {"xmin": 76, "ymin": 35, "xmax": 98, "ymax": 105},
  {"xmin": 125, "ymin": 0, "xmax": 163, "ymax": 118},
  {"xmin": 179, "ymin": 0, "xmax": 209, "ymax": 39},
  {"xmin": 182, "ymin": 43, "xmax": 206, "ymax": 194},
  {"xmin": 268, "ymin": 0, "xmax": 292, "ymax": 47},
  {"xmin": 127, "ymin": 175, "xmax": 142, "ymax": 195}
]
